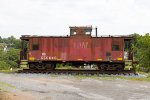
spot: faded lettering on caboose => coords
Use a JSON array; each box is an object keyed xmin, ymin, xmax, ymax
[{"xmin": 73, "ymin": 42, "xmax": 88, "ymax": 48}]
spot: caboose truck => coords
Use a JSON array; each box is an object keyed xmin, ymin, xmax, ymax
[{"xmin": 20, "ymin": 26, "xmax": 134, "ymax": 71}]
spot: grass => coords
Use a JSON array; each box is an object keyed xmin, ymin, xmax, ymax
[
  {"xmin": 76, "ymin": 73, "xmax": 150, "ymax": 81},
  {"xmin": 50, "ymin": 72, "xmax": 150, "ymax": 82},
  {"xmin": 0, "ymin": 82, "xmax": 16, "ymax": 92},
  {"xmin": 0, "ymin": 68, "xmax": 20, "ymax": 73}
]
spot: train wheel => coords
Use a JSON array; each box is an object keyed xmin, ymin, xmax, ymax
[
  {"xmin": 116, "ymin": 64, "xmax": 124, "ymax": 71},
  {"xmin": 36, "ymin": 63, "xmax": 45, "ymax": 70},
  {"xmin": 45, "ymin": 63, "xmax": 55, "ymax": 70},
  {"xmin": 98, "ymin": 64, "xmax": 107, "ymax": 71},
  {"xmin": 29, "ymin": 63, "xmax": 36, "ymax": 70}
]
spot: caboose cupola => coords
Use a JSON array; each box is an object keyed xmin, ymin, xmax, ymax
[{"xmin": 69, "ymin": 26, "xmax": 92, "ymax": 36}]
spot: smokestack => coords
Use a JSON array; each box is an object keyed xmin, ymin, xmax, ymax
[{"xmin": 95, "ymin": 27, "xmax": 97, "ymax": 37}]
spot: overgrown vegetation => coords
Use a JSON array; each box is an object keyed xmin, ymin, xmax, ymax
[
  {"xmin": 0, "ymin": 36, "xmax": 20, "ymax": 70},
  {"xmin": 50, "ymin": 73, "xmax": 150, "ymax": 81},
  {"xmin": 0, "ymin": 81, "xmax": 16, "ymax": 92},
  {"xmin": 133, "ymin": 33, "xmax": 150, "ymax": 72}
]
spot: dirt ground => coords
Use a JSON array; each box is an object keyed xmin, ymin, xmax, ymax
[
  {"xmin": 0, "ymin": 92, "xmax": 35, "ymax": 100},
  {"xmin": 0, "ymin": 73, "xmax": 150, "ymax": 100}
]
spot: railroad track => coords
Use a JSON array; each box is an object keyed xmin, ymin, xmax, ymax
[{"xmin": 18, "ymin": 69, "xmax": 137, "ymax": 76}]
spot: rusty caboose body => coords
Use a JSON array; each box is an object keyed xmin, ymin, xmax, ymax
[{"xmin": 20, "ymin": 26, "xmax": 133, "ymax": 71}]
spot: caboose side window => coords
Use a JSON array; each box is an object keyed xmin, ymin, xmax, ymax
[
  {"xmin": 32, "ymin": 44, "xmax": 39, "ymax": 50},
  {"xmin": 112, "ymin": 45, "xmax": 120, "ymax": 51},
  {"xmin": 32, "ymin": 38, "xmax": 39, "ymax": 50}
]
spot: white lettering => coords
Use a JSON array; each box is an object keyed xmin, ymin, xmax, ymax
[
  {"xmin": 41, "ymin": 55, "xmax": 56, "ymax": 60},
  {"xmin": 42, "ymin": 53, "xmax": 46, "ymax": 56},
  {"xmin": 74, "ymin": 42, "xmax": 88, "ymax": 48}
]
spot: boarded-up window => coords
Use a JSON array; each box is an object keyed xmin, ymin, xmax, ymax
[
  {"xmin": 112, "ymin": 38, "xmax": 122, "ymax": 51},
  {"xmin": 32, "ymin": 38, "xmax": 39, "ymax": 50},
  {"xmin": 112, "ymin": 45, "xmax": 120, "ymax": 51}
]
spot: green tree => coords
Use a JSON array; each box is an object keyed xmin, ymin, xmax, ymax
[
  {"xmin": 0, "ymin": 36, "xmax": 3, "ymax": 43},
  {"xmin": 0, "ymin": 35, "xmax": 21, "ymax": 70},
  {"xmin": 134, "ymin": 33, "xmax": 150, "ymax": 72},
  {"xmin": 0, "ymin": 50, "xmax": 6, "ymax": 61},
  {"xmin": 5, "ymin": 49, "xmax": 20, "ymax": 68},
  {"xmin": 131, "ymin": 33, "xmax": 140, "ymax": 59},
  {"xmin": 13, "ymin": 39, "xmax": 21, "ymax": 49},
  {"xmin": 0, "ymin": 50, "xmax": 10, "ymax": 70},
  {"xmin": 1, "ymin": 36, "xmax": 21, "ymax": 49},
  {"xmin": 0, "ymin": 61, "xmax": 11, "ymax": 70}
]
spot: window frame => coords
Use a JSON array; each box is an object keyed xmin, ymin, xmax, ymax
[
  {"xmin": 32, "ymin": 38, "xmax": 39, "ymax": 51},
  {"xmin": 32, "ymin": 44, "xmax": 39, "ymax": 50},
  {"xmin": 112, "ymin": 44, "xmax": 120, "ymax": 51}
]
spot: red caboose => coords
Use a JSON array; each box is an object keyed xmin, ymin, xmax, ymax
[{"xmin": 20, "ymin": 26, "xmax": 133, "ymax": 71}]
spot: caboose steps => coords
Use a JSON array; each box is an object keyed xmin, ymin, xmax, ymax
[{"xmin": 20, "ymin": 60, "xmax": 28, "ymax": 69}]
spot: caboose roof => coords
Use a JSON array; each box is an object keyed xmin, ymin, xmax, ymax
[{"xmin": 20, "ymin": 35, "xmax": 133, "ymax": 40}]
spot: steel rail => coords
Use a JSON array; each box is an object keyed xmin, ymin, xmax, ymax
[{"xmin": 18, "ymin": 69, "xmax": 137, "ymax": 75}]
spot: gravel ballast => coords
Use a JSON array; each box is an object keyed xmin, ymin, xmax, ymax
[{"xmin": 0, "ymin": 73, "xmax": 150, "ymax": 100}]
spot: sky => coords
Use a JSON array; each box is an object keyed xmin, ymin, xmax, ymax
[{"xmin": 0, "ymin": 0, "xmax": 150, "ymax": 38}]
